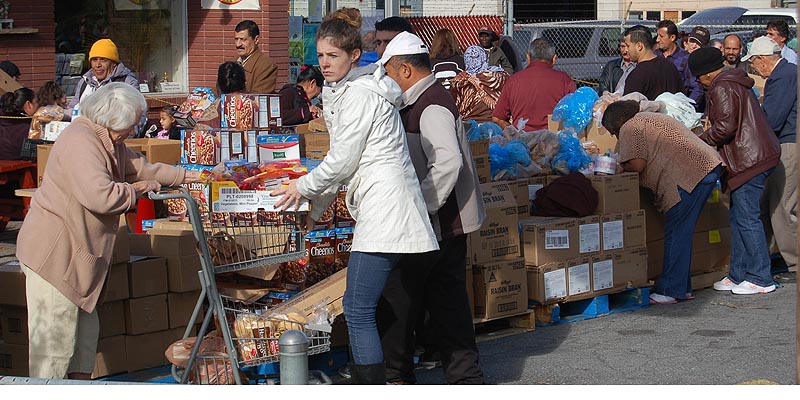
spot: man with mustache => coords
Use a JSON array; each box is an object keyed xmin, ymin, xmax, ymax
[{"xmin": 233, "ymin": 20, "xmax": 277, "ymax": 94}]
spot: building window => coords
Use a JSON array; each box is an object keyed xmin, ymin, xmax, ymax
[
  {"xmin": 646, "ymin": 11, "xmax": 661, "ymax": 21},
  {"xmin": 682, "ymin": 10, "xmax": 696, "ymax": 20},
  {"xmin": 629, "ymin": 11, "xmax": 643, "ymax": 21},
  {"xmin": 55, "ymin": 0, "xmax": 188, "ymax": 97}
]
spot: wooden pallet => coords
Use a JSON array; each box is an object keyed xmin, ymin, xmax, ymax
[
  {"xmin": 473, "ymin": 311, "xmax": 536, "ymax": 342},
  {"xmin": 532, "ymin": 287, "xmax": 650, "ymax": 327}
]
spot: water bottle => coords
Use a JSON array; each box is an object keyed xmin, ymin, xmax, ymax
[{"xmin": 72, "ymin": 103, "xmax": 79, "ymax": 119}]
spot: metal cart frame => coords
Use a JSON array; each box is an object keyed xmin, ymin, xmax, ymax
[{"xmin": 150, "ymin": 187, "xmax": 327, "ymax": 385}]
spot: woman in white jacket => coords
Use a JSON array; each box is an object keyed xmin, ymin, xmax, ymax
[{"xmin": 272, "ymin": 12, "xmax": 439, "ymax": 384}]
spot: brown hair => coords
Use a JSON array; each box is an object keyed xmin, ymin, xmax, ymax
[
  {"xmin": 35, "ymin": 80, "xmax": 65, "ymax": 107},
  {"xmin": 317, "ymin": 7, "xmax": 363, "ymax": 55},
  {"xmin": 430, "ymin": 28, "xmax": 461, "ymax": 59}
]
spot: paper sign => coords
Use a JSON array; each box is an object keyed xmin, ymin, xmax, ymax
[
  {"xmin": 592, "ymin": 259, "xmax": 614, "ymax": 290},
  {"xmin": 545, "ymin": 230, "xmax": 570, "ymax": 250},
  {"xmin": 579, "ymin": 223, "xmax": 600, "ymax": 253},
  {"xmin": 544, "ymin": 268, "xmax": 567, "ymax": 300},
  {"xmin": 708, "ymin": 230, "xmax": 721, "ymax": 244},
  {"xmin": 139, "ymin": 83, "xmax": 150, "ymax": 93},
  {"xmin": 603, "ymin": 220, "xmax": 624, "ymax": 251},
  {"xmin": 159, "ymin": 82, "xmax": 183, "ymax": 93},
  {"xmin": 568, "ymin": 263, "xmax": 591, "ymax": 295}
]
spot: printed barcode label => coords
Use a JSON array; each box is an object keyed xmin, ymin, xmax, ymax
[
  {"xmin": 545, "ymin": 230, "xmax": 570, "ymax": 250},
  {"xmin": 497, "ymin": 301, "xmax": 518, "ymax": 313},
  {"xmin": 492, "ymin": 245, "xmax": 519, "ymax": 257},
  {"xmin": 220, "ymin": 187, "xmax": 239, "ymax": 194}
]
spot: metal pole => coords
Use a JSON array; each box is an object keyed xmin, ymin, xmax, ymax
[
  {"xmin": 384, "ymin": 0, "xmax": 400, "ymax": 18},
  {"xmin": 505, "ymin": 0, "xmax": 514, "ymax": 37},
  {"xmin": 278, "ymin": 330, "xmax": 309, "ymax": 385}
]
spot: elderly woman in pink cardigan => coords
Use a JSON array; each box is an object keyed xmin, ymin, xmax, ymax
[{"xmin": 15, "ymin": 83, "xmax": 201, "ymax": 380}]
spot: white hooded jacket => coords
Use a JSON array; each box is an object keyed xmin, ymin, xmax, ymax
[{"xmin": 296, "ymin": 64, "xmax": 439, "ymax": 254}]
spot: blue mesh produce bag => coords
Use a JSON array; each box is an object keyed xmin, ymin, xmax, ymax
[
  {"xmin": 552, "ymin": 132, "xmax": 591, "ymax": 174},
  {"xmin": 489, "ymin": 139, "xmax": 531, "ymax": 178},
  {"xmin": 551, "ymin": 87, "xmax": 599, "ymax": 133}
]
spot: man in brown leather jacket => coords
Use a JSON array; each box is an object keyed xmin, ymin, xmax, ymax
[{"xmin": 689, "ymin": 47, "xmax": 781, "ymax": 295}]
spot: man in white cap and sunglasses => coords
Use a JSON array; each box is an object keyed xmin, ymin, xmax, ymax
[
  {"xmin": 377, "ymin": 31, "xmax": 486, "ymax": 385},
  {"xmin": 744, "ymin": 36, "xmax": 798, "ymax": 281}
]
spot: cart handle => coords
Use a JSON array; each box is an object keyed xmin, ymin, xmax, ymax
[{"xmin": 147, "ymin": 186, "xmax": 190, "ymax": 201}]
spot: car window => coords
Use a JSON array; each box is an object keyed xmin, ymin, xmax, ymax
[
  {"xmin": 542, "ymin": 28, "xmax": 593, "ymax": 58},
  {"xmin": 736, "ymin": 15, "xmax": 796, "ymax": 25},
  {"xmin": 599, "ymin": 28, "xmax": 624, "ymax": 57}
]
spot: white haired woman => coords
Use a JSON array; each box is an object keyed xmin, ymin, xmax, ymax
[{"xmin": 15, "ymin": 82, "xmax": 202, "ymax": 379}]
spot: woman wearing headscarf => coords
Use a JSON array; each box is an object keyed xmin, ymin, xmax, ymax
[{"xmin": 448, "ymin": 45, "xmax": 510, "ymax": 123}]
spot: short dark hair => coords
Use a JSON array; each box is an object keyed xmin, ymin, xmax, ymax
[
  {"xmin": 374, "ymin": 16, "xmax": 414, "ymax": 34},
  {"xmin": 388, "ymin": 53, "xmax": 432, "ymax": 72},
  {"xmin": 601, "ymin": 100, "xmax": 640, "ymax": 136},
  {"xmin": 217, "ymin": 61, "xmax": 247, "ymax": 94},
  {"xmin": 656, "ymin": 20, "xmax": 678, "ymax": 39},
  {"xmin": 297, "ymin": 65, "xmax": 324, "ymax": 87},
  {"xmin": 624, "ymin": 25, "xmax": 653, "ymax": 46},
  {"xmin": 161, "ymin": 105, "xmax": 176, "ymax": 117},
  {"xmin": 626, "ymin": 29, "xmax": 653, "ymax": 48},
  {"xmin": 235, "ymin": 20, "xmax": 260, "ymax": 39},
  {"xmin": 529, "ymin": 38, "xmax": 556, "ymax": 63},
  {"xmin": 766, "ymin": 19, "xmax": 791, "ymax": 40}
]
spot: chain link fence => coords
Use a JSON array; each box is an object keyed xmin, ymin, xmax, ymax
[{"xmin": 508, "ymin": 20, "xmax": 797, "ymax": 90}]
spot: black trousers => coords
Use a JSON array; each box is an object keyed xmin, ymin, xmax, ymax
[{"xmin": 377, "ymin": 234, "xmax": 484, "ymax": 384}]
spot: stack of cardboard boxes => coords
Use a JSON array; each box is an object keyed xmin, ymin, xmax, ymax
[
  {"xmin": 522, "ymin": 172, "xmax": 648, "ymax": 306},
  {"xmin": 642, "ymin": 186, "xmax": 731, "ymax": 289}
]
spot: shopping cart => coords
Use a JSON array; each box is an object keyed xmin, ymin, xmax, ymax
[{"xmin": 150, "ymin": 187, "xmax": 330, "ymax": 384}]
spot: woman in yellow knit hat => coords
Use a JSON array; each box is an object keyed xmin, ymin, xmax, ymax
[{"xmin": 67, "ymin": 38, "xmax": 140, "ymax": 117}]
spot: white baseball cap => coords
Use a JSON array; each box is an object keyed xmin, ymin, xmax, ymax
[
  {"xmin": 741, "ymin": 36, "xmax": 781, "ymax": 61},
  {"xmin": 377, "ymin": 31, "xmax": 429, "ymax": 65}
]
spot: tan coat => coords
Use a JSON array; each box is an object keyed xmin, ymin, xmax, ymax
[
  {"xmin": 16, "ymin": 118, "xmax": 185, "ymax": 313},
  {"xmin": 241, "ymin": 49, "xmax": 278, "ymax": 94}
]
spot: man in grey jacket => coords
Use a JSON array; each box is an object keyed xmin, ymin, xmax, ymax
[{"xmin": 377, "ymin": 32, "xmax": 486, "ymax": 385}]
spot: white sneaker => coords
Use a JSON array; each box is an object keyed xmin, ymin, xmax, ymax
[
  {"xmin": 731, "ymin": 280, "xmax": 776, "ymax": 295},
  {"xmin": 713, "ymin": 277, "xmax": 736, "ymax": 291}
]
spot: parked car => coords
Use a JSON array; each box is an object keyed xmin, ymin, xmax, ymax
[
  {"xmin": 679, "ymin": 7, "xmax": 797, "ymax": 34},
  {"xmin": 510, "ymin": 20, "xmax": 658, "ymax": 86}
]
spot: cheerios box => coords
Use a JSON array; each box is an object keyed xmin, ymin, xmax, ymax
[
  {"xmin": 180, "ymin": 130, "xmax": 219, "ymax": 165},
  {"xmin": 257, "ymin": 134, "xmax": 300, "ymax": 163}
]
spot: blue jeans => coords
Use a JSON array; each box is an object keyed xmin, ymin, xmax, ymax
[
  {"xmin": 657, "ymin": 166, "xmax": 722, "ymax": 299},
  {"xmin": 343, "ymin": 251, "xmax": 401, "ymax": 365},
  {"xmin": 729, "ymin": 168, "xmax": 775, "ymax": 287}
]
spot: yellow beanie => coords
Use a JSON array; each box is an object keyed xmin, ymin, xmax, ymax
[{"xmin": 89, "ymin": 39, "xmax": 120, "ymax": 63}]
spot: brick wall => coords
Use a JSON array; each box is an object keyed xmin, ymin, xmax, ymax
[
  {"xmin": 0, "ymin": 0, "xmax": 56, "ymax": 91},
  {"xmin": 1, "ymin": 1, "xmax": 291, "ymax": 94},
  {"xmin": 187, "ymin": 0, "xmax": 291, "ymax": 91}
]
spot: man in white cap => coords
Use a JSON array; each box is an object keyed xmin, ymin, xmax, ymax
[
  {"xmin": 376, "ymin": 31, "xmax": 486, "ymax": 385},
  {"xmin": 744, "ymin": 36, "xmax": 798, "ymax": 279}
]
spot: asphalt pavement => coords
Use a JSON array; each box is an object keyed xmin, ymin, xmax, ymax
[{"xmin": 415, "ymin": 282, "xmax": 797, "ymax": 385}]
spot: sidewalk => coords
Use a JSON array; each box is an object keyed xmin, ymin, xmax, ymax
[{"xmin": 416, "ymin": 282, "xmax": 797, "ymax": 384}]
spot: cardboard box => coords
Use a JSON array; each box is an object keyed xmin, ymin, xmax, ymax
[
  {"xmin": 111, "ymin": 224, "xmax": 130, "ymax": 265},
  {"xmin": 0, "ymin": 305, "xmax": 27, "ymax": 344},
  {"xmin": 149, "ymin": 229, "xmax": 198, "ymax": 258},
  {"xmin": 36, "ymin": 143, "xmax": 54, "ymax": 187},
  {"xmin": 526, "ymin": 261, "xmax": 567, "ymax": 304},
  {"xmin": 640, "ymin": 188, "xmax": 665, "ymax": 242},
  {"xmin": 165, "ymin": 255, "xmax": 202, "ymax": 293},
  {"xmin": 97, "ymin": 301, "xmax": 126, "ymax": 339},
  {"xmin": 124, "ymin": 294, "xmax": 168, "ymax": 335},
  {"xmin": 566, "ymin": 256, "xmax": 593, "ymax": 301},
  {"xmin": 103, "ymin": 262, "xmax": 130, "ymax": 302},
  {"xmin": 301, "ymin": 132, "xmax": 330, "ymax": 160},
  {"xmin": 590, "ymin": 254, "xmax": 615, "ymax": 294},
  {"xmin": 473, "ymin": 258, "xmax": 527, "ymax": 320},
  {"xmin": 127, "ymin": 257, "xmax": 168, "ymax": 298},
  {"xmin": 129, "ymin": 233, "xmax": 155, "ymax": 256},
  {"xmin": 608, "ymin": 247, "xmax": 649, "ymax": 290},
  {"xmin": 125, "ymin": 331, "xmax": 167, "ymax": 373},
  {"xmin": 124, "ymin": 138, "xmax": 182, "ymax": 165},
  {"xmin": 257, "ymin": 134, "xmax": 301, "ymax": 163},
  {"xmin": 647, "ymin": 237, "xmax": 731, "ymax": 280},
  {"xmin": 692, "ymin": 228, "xmax": 732, "ymax": 255},
  {"xmin": 466, "ymin": 265, "xmax": 474, "ymax": 318},
  {"xmin": 167, "ymin": 291, "xmax": 202, "ymax": 329},
  {"xmin": 646, "ymin": 239, "xmax": 664, "ymax": 280},
  {"xmin": 0, "ymin": 264, "xmax": 27, "ymax": 306},
  {"xmin": 268, "ymin": 268, "xmax": 347, "ymax": 319},
  {"xmin": 527, "ymin": 176, "xmax": 548, "ymax": 216},
  {"xmin": 467, "ymin": 183, "xmax": 520, "ymax": 265},
  {"xmin": 0, "ymin": 342, "xmax": 28, "ymax": 377},
  {"xmin": 469, "ymin": 139, "xmax": 489, "ymax": 157},
  {"xmin": 180, "ymin": 130, "xmax": 219, "ymax": 165},
  {"xmin": 508, "ymin": 179, "xmax": 530, "ymax": 216},
  {"xmin": 520, "ymin": 217, "xmax": 579, "ymax": 266},
  {"xmin": 92, "ymin": 335, "xmax": 127, "ymax": 378},
  {"xmin": 577, "ymin": 215, "xmax": 601, "ymax": 255},
  {"xmin": 695, "ymin": 202, "xmax": 730, "ymax": 233},
  {"xmin": 547, "ymin": 115, "xmax": 618, "ymax": 154},
  {"xmin": 0, "ymin": 68, "xmax": 23, "ymax": 95},
  {"xmin": 601, "ymin": 210, "xmax": 646, "ymax": 251},
  {"xmin": 586, "ymin": 173, "xmax": 640, "ymax": 215},
  {"xmin": 473, "ymin": 155, "xmax": 491, "ymax": 184}
]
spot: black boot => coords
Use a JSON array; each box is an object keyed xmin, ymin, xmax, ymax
[{"xmin": 349, "ymin": 363, "xmax": 386, "ymax": 385}]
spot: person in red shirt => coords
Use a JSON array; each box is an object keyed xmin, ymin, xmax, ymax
[{"xmin": 492, "ymin": 37, "xmax": 576, "ymax": 132}]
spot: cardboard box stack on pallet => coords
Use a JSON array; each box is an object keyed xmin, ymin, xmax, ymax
[
  {"xmin": 523, "ymin": 172, "xmax": 648, "ymax": 306},
  {"xmin": 642, "ymin": 186, "xmax": 731, "ymax": 290}
]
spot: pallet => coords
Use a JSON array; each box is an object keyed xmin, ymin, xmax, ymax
[
  {"xmin": 473, "ymin": 310, "xmax": 536, "ymax": 342},
  {"xmin": 532, "ymin": 287, "xmax": 650, "ymax": 327}
]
